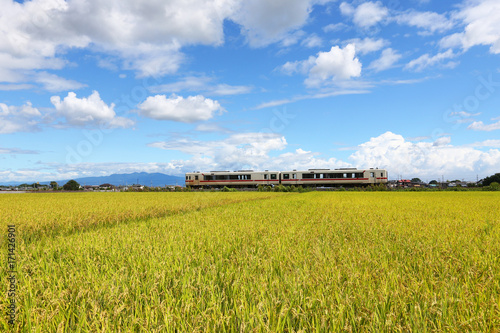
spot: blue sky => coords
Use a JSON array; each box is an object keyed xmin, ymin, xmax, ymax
[{"xmin": 1, "ymin": 0, "xmax": 500, "ymax": 183}]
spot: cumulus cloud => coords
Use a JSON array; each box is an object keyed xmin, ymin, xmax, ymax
[
  {"xmin": 51, "ymin": 91, "xmax": 134, "ymax": 128},
  {"xmin": 281, "ymin": 44, "xmax": 362, "ymax": 87},
  {"xmin": 137, "ymin": 95, "xmax": 225, "ymax": 123},
  {"xmin": 306, "ymin": 44, "xmax": 362, "ymax": 87},
  {"xmin": 369, "ymin": 48, "xmax": 402, "ymax": 72},
  {"xmin": 149, "ymin": 132, "xmax": 351, "ymax": 172},
  {"xmin": 149, "ymin": 132, "xmax": 288, "ymax": 170},
  {"xmin": 1, "ymin": 0, "xmax": 328, "ymax": 80},
  {"xmin": 4, "ymin": 131, "xmax": 499, "ymax": 182},
  {"xmin": 0, "ymin": 102, "xmax": 42, "ymax": 134},
  {"xmin": 340, "ymin": 1, "xmax": 388, "ymax": 29},
  {"xmin": 231, "ymin": 0, "xmax": 331, "ymax": 47},
  {"xmin": 349, "ymin": 131, "xmax": 500, "ymax": 179},
  {"xmin": 440, "ymin": 0, "xmax": 500, "ymax": 54},
  {"xmin": 405, "ymin": 49, "xmax": 458, "ymax": 71}
]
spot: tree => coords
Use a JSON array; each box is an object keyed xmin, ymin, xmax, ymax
[
  {"xmin": 63, "ymin": 180, "xmax": 81, "ymax": 191},
  {"xmin": 50, "ymin": 181, "xmax": 58, "ymax": 189},
  {"xmin": 482, "ymin": 173, "xmax": 500, "ymax": 186},
  {"xmin": 429, "ymin": 180, "xmax": 438, "ymax": 185},
  {"xmin": 411, "ymin": 178, "xmax": 422, "ymax": 183}
]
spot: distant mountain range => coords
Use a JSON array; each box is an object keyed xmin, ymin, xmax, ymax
[{"xmin": 3, "ymin": 172, "xmax": 185, "ymax": 187}]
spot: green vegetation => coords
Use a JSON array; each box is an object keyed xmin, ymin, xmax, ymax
[
  {"xmin": 1, "ymin": 192, "xmax": 499, "ymax": 331},
  {"xmin": 63, "ymin": 179, "xmax": 81, "ymax": 191},
  {"xmin": 482, "ymin": 173, "xmax": 500, "ymax": 187}
]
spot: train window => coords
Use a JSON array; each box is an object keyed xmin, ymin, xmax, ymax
[
  {"xmin": 186, "ymin": 176, "xmax": 188, "ymax": 180},
  {"xmin": 351, "ymin": 173, "xmax": 355, "ymax": 178},
  {"xmin": 380, "ymin": 172, "xmax": 384, "ymax": 177},
  {"xmin": 343, "ymin": 173, "xmax": 347, "ymax": 178},
  {"xmin": 264, "ymin": 174, "xmax": 268, "ymax": 180},
  {"xmin": 230, "ymin": 175, "xmax": 239, "ymax": 180},
  {"xmin": 271, "ymin": 174, "xmax": 277, "ymax": 180},
  {"xmin": 303, "ymin": 174, "xmax": 314, "ymax": 179},
  {"xmin": 283, "ymin": 174, "xmax": 289, "ymax": 180},
  {"xmin": 195, "ymin": 176, "xmax": 198, "ymax": 180},
  {"xmin": 355, "ymin": 173, "xmax": 363, "ymax": 178},
  {"xmin": 370, "ymin": 172, "xmax": 375, "ymax": 177},
  {"xmin": 205, "ymin": 175, "xmax": 213, "ymax": 181},
  {"xmin": 292, "ymin": 174, "xmax": 297, "ymax": 179}
]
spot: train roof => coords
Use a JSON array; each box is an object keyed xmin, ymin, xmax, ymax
[
  {"xmin": 187, "ymin": 168, "xmax": 386, "ymax": 174},
  {"xmin": 186, "ymin": 170, "xmax": 280, "ymax": 174}
]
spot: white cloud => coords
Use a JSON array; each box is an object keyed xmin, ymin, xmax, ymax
[
  {"xmin": 35, "ymin": 72, "xmax": 86, "ymax": 92},
  {"xmin": 280, "ymin": 30, "xmax": 307, "ymax": 47},
  {"xmin": 149, "ymin": 132, "xmax": 287, "ymax": 169},
  {"xmin": 369, "ymin": 48, "xmax": 402, "ymax": 72},
  {"xmin": 0, "ymin": 0, "xmax": 336, "ymax": 80},
  {"xmin": 349, "ymin": 131, "xmax": 500, "ymax": 179},
  {"xmin": 340, "ymin": 1, "xmax": 388, "ymax": 28},
  {"xmin": 468, "ymin": 119, "xmax": 500, "ymax": 131},
  {"xmin": 194, "ymin": 123, "xmax": 232, "ymax": 133},
  {"xmin": 0, "ymin": 84, "xmax": 35, "ymax": 91},
  {"xmin": 281, "ymin": 44, "xmax": 362, "ymax": 87},
  {"xmin": 0, "ymin": 102, "xmax": 42, "ymax": 134},
  {"xmin": 51, "ymin": 91, "xmax": 134, "ymax": 128},
  {"xmin": 0, "ymin": 147, "xmax": 39, "ymax": 154},
  {"xmin": 4, "ymin": 131, "xmax": 499, "ymax": 182},
  {"xmin": 211, "ymin": 84, "xmax": 253, "ymax": 96},
  {"xmin": 405, "ymin": 49, "xmax": 458, "ymax": 71},
  {"xmin": 231, "ymin": 0, "xmax": 331, "ymax": 47},
  {"xmin": 440, "ymin": 0, "xmax": 500, "ymax": 54},
  {"xmin": 306, "ymin": 44, "xmax": 362, "ymax": 87},
  {"xmin": 149, "ymin": 132, "xmax": 351, "ymax": 172},
  {"xmin": 301, "ymin": 34, "xmax": 323, "ymax": 48},
  {"xmin": 137, "ymin": 95, "xmax": 224, "ymax": 123},
  {"xmin": 323, "ymin": 22, "xmax": 347, "ymax": 33},
  {"xmin": 254, "ymin": 89, "xmax": 370, "ymax": 109},
  {"xmin": 395, "ymin": 10, "xmax": 454, "ymax": 35},
  {"xmin": 150, "ymin": 76, "xmax": 252, "ymax": 96},
  {"xmin": 468, "ymin": 139, "xmax": 500, "ymax": 148},
  {"xmin": 345, "ymin": 37, "xmax": 388, "ymax": 55},
  {"xmin": 0, "ymin": 0, "xmax": 232, "ymax": 80}
]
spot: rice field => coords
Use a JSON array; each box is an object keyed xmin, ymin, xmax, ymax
[{"xmin": 1, "ymin": 192, "xmax": 499, "ymax": 332}]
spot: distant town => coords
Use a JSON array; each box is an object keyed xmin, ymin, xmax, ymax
[{"xmin": 1, "ymin": 174, "xmax": 499, "ymax": 192}]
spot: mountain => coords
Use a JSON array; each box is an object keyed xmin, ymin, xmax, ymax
[{"xmin": 3, "ymin": 172, "xmax": 185, "ymax": 187}]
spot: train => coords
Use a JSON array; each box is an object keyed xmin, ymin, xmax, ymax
[{"xmin": 185, "ymin": 168, "xmax": 388, "ymax": 188}]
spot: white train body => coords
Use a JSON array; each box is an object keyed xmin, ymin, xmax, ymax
[{"xmin": 186, "ymin": 168, "xmax": 387, "ymax": 188}]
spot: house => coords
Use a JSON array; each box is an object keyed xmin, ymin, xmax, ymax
[{"xmin": 397, "ymin": 179, "xmax": 411, "ymax": 188}]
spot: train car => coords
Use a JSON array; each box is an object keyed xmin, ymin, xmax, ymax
[
  {"xmin": 185, "ymin": 170, "xmax": 280, "ymax": 188},
  {"xmin": 280, "ymin": 168, "xmax": 388, "ymax": 187},
  {"xmin": 186, "ymin": 168, "xmax": 388, "ymax": 188}
]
